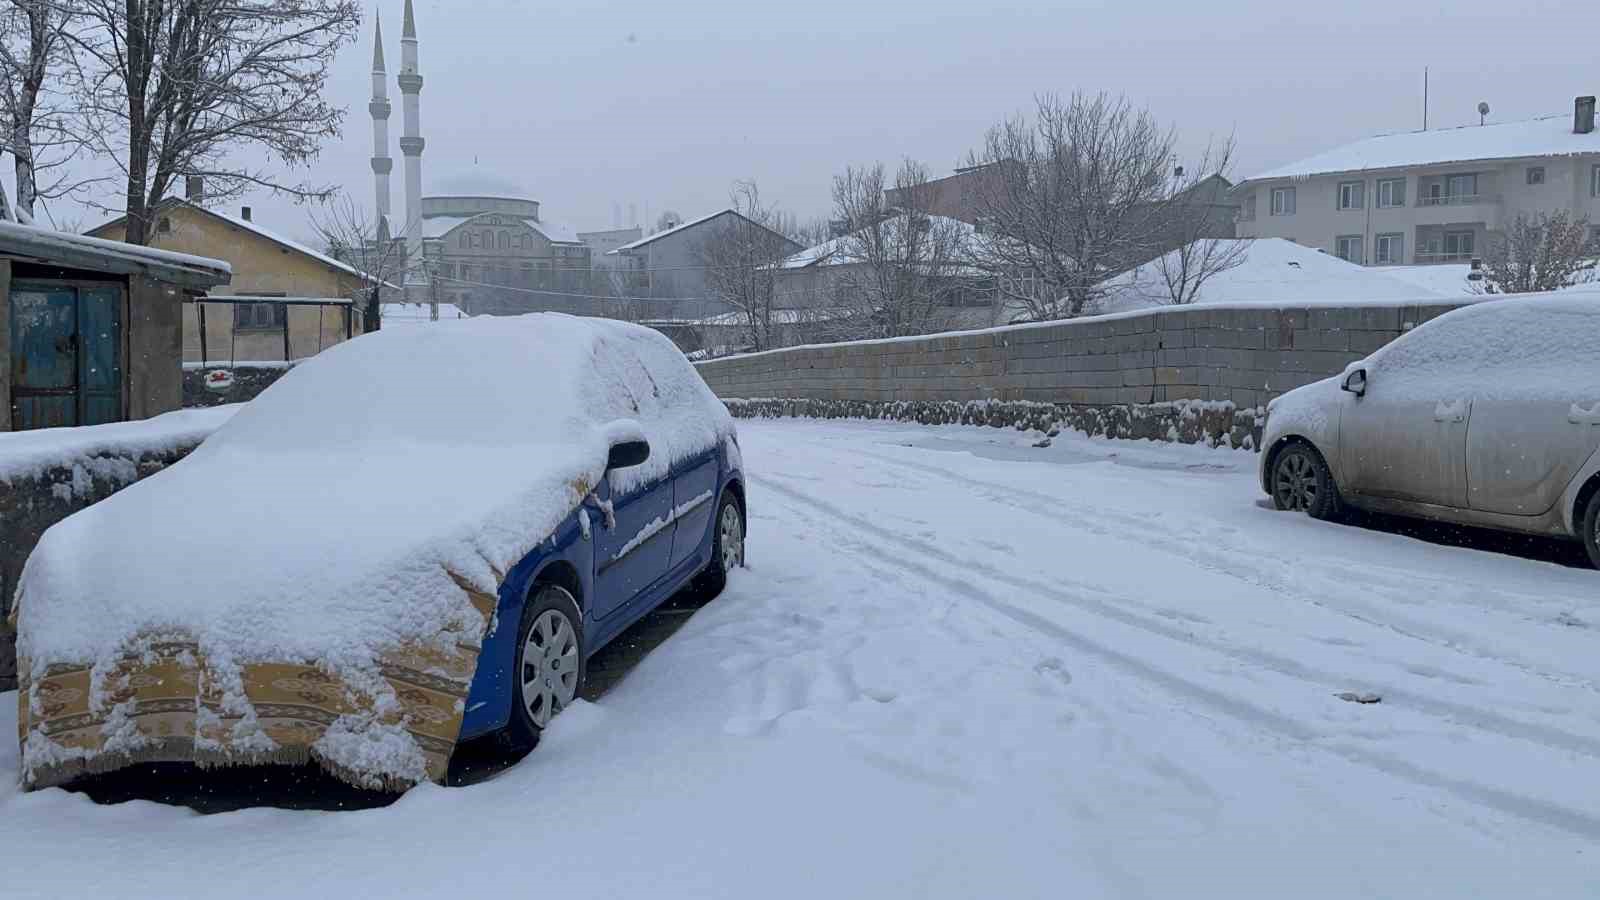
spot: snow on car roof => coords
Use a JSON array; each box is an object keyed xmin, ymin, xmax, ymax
[
  {"xmin": 1243, "ymin": 114, "xmax": 1600, "ymax": 183},
  {"xmin": 15, "ymin": 313, "xmax": 734, "ymax": 783}
]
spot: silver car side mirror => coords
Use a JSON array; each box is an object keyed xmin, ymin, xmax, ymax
[{"xmin": 1341, "ymin": 367, "xmax": 1368, "ymax": 398}]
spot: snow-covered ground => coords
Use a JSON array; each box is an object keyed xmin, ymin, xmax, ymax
[{"xmin": 5, "ymin": 418, "xmax": 1599, "ymax": 898}]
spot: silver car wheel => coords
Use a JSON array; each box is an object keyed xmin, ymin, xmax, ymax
[
  {"xmin": 521, "ymin": 606, "xmax": 580, "ymax": 728},
  {"xmin": 1274, "ymin": 450, "xmax": 1319, "ymax": 512},
  {"xmin": 719, "ymin": 502, "xmax": 745, "ymax": 572}
]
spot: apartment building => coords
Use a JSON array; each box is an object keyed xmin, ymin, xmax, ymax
[{"xmin": 1236, "ymin": 96, "xmax": 1600, "ymax": 265}]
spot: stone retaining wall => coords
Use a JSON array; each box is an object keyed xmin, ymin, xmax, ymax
[
  {"xmin": 182, "ymin": 363, "xmax": 294, "ymax": 408},
  {"xmin": 696, "ymin": 301, "xmax": 1472, "ymax": 409},
  {"xmin": 724, "ymin": 397, "xmax": 1265, "ymax": 451}
]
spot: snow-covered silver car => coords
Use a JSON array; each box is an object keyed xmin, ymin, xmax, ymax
[{"xmin": 1260, "ymin": 294, "xmax": 1600, "ymax": 568}]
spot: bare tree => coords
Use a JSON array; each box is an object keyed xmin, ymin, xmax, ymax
[
  {"xmin": 0, "ymin": 0, "xmax": 97, "ymax": 221},
  {"xmin": 966, "ymin": 92, "xmax": 1232, "ymax": 319},
  {"xmin": 830, "ymin": 159, "xmax": 972, "ymax": 339},
  {"xmin": 1150, "ymin": 237, "xmax": 1249, "ymax": 306},
  {"xmin": 311, "ymin": 194, "xmax": 406, "ymax": 331},
  {"xmin": 695, "ymin": 181, "xmax": 804, "ymax": 352},
  {"xmin": 73, "ymin": 0, "xmax": 360, "ymax": 244},
  {"xmin": 1475, "ymin": 211, "xmax": 1597, "ymax": 295}
]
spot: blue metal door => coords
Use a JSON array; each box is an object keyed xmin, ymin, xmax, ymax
[
  {"xmin": 8, "ymin": 281, "xmax": 123, "ymax": 430},
  {"xmin": 590, "ymin": 474, "xmax": 675, "ymax": 621}
]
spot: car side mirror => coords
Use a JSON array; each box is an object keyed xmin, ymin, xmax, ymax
[
  {"xmin": 1341, "ymin": 367, "xmax": 1368, "ymax": 397},
  {"xmin": 607, "ymin": 439, "xmax": 651, "ymax": 470}
]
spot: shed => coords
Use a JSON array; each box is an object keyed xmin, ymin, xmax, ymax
[{"xmin": 0, "ymin": 220, "xmax": 232, "ymax": 431}]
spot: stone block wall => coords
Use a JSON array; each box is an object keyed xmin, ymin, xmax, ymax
[
  {"xmin": 182, "ymin": 363, "xmax": 294, "ymax": 408},
  {"xmin": 695, "ymin": 301, "xmax": 1472, "ymax": 411}
]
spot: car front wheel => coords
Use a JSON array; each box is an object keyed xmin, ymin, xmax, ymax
[
  {"xmin": 1583, "ymin": 492, "xmax": 1600, "ymax": 570},
  {"xmin": 508, "ymin": 583, "xmax": 586, "ymax": 748},
  {"xmin": 1271, "ymin": 443, "xmax": 1343, "ymax": 521}
]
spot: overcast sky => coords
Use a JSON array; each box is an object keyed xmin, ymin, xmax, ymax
[{"xmin": 65, "ymin": 0, "xmax": 1600, "ymax": 244}]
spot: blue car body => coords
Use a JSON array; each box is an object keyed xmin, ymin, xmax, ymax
[{"xmin": 458, "ymin": 438, "xmax": 743, "ymax": 739}]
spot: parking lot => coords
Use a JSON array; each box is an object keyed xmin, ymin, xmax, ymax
[{"xmin": 4, "ymin": 418, "xmax": 1598, "ymax": 899}]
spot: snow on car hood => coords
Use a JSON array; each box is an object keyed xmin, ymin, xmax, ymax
[{"xmin": 13, "ymin": 314, "xmax": 733, "ymax": 786}]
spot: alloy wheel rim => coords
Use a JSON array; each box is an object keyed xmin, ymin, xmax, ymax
[
  {"xmin": 720, "ymin": 503, "xmax": 744, "ymax": 572},
  {"xmin": 522, "ymin": 607, "xmax": 579, "ymax": 728},
  {"xmin": 1275, "ymin": 453, "xmax": 1318, "ymax": 511}
]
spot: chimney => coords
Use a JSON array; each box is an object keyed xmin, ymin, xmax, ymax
[
  {"xmin": 185, "ymin": 176, "xmax": 203, "ymax": 202},
  {"xmin": 1576, "ymin": 96, "xmax": 1596, "ymax": 135},
  {"xmin": 240, "ymin": 206, "xmax": 252, "ymax": 222}
]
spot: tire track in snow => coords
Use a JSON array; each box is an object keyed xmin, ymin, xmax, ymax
[
  {"xmin": 750, "ymin": 472, "xmax": 1600, "ymax": 841},
  {"xmin": 841, "ymin": 442, "xmax": 1600, "ymax": 699}
]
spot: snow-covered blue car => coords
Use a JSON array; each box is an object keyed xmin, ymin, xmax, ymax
[{"xmin": 14, "ymin": 314, "xmax": 745, "ymax": 791}]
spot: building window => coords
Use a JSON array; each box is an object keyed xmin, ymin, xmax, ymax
[
  {"xmin": 1374, "ymin": 233, "xmax": 1404, "ymax": 265},
  {"xmin": 459, "ymin": 232, "xmax": 469, "ymax": 248},
  {"xmin": 1270, "ymin": 187, "xmax": 1296, "ymax": 216},
  {"xmin": 1591, "ymin": 164, "xmax": 1600, "ymax": 197},
  {"xmin": 1335, "ymin": 235, "xmax": 1364, "ymax": 264},
  {"xmin": 1376, "ymin": 178, "xmax": 1405, "ymax": 208},
  {"xmin": 1240, "ymin": 193, "xmax": 1257, "ymax": 221},
  {"xmin": 234, "ymin": 301, "xmax": 287, "ymax": 331},
  {"xmin": 1526, "ymin": 166, "xmax": 1546, "ymax": 186},
  {"xmin": 1337, "ymin": 181, "xmax": 1364, "ymax": 210},
  {"xmin": 157, "ymin": 217, "xmax": 172, "ymax": 234},
  {"xmin": 1446, "ymin": 173, "xmax": 1477, "ymax": 200},
  {"xmin": 1443, "ymin": 229, "xmax": 1474, "ymax": 260}
]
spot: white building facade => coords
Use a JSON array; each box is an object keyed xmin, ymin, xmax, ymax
[{"xmin": 1236, "ymin": 97, "xmax": 1600, "ymax": 266}]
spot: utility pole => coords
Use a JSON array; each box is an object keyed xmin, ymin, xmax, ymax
[{"xmin": 1422, "ymin": 66, "xmax": 1429, "ymax": 131}]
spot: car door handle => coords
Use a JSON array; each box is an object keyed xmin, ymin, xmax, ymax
[
  {"xmin": 1434, "ymin": 399, "xmax": 1467, "ymax": 423},
  {"xmin": 1570, "ymin": 402, "xmax": 1600, "ymax": 426}
]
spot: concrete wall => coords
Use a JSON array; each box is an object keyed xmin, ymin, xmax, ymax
[
  {"xmin": 127, "ymin": 275, "xmax": 184, "ymax": 420},
  {"xmin": 694, "ymin": 300, "xmax": 1474, "ymax": 412},
  {"xmin": 182, "ymin": 363, "xmax": 293, "ymax": 407}
]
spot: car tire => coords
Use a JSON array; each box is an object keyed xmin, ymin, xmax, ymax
[
  {"xmin": 506, "ymin": 583, "xmax": 586, "ymax": 750},
  {"xmin": 1583, "ymin": 492, "xmax": 1600, "ymax": 571},
  {"xmin": 1271, "ymin": 443, "xmax": 1343, "ymax": 521},
  {"xmin": 689, "ymin": 492, "xmax": 745, "ymax": 600}
]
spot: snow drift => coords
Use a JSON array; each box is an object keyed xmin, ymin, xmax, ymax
[{"xmin": 11, "ymin": 314, "xmax": 734, "ymax": 790}]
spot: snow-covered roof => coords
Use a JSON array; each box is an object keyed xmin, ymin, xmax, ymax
[
  {"xmin": 609, "ymin": 209, "xmax": 735, "ymax": 253},
  {"xmin": 381, "ymin": 301, "xmax": 468, "ymax": 322},
  {"xmin": 1094, "ymin": 238, "xmax": 1448, "ymax": 313},
  {"xmin": 1243, "ymin": 114, "xmax": 1600, "ymax": 183},
  {"xmin": 775, "ymin": 216, "xmax": 991, "ymax": 274},
  {"xmin": 0, "ymin": 219, "xmax": 231, "ymax": 289},
  {"xmin": 1371, "ymin": 264, "xmax": 1479, "ymax": 296},
  {"xmin": 198, "ymin": 204, "xmax": 381, "ymax": 283},
  {"xmin": 420, "ymin": 213, "xmax": 582, "ymax": 245},
  {"xmin": 14, "ymin": 313, "xmax": 735, "ymax": 789}
]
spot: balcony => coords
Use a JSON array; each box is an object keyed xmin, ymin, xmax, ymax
[
  {"xmin": 1413, "ymin": 250, "xmax": 1477, "ymax": 264},
  {"xmin": 1416, "ymin": 193, "xmax": 1497, "ymax": 208}
]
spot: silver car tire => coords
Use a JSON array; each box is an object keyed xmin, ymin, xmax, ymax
[
  {"xmin": 508, "ymin": 583, "xmax": 586, "ymax": 748},
  {"xmin": 1271, "ymin": 443, "xmax": 1343, "ymax": 521}
]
